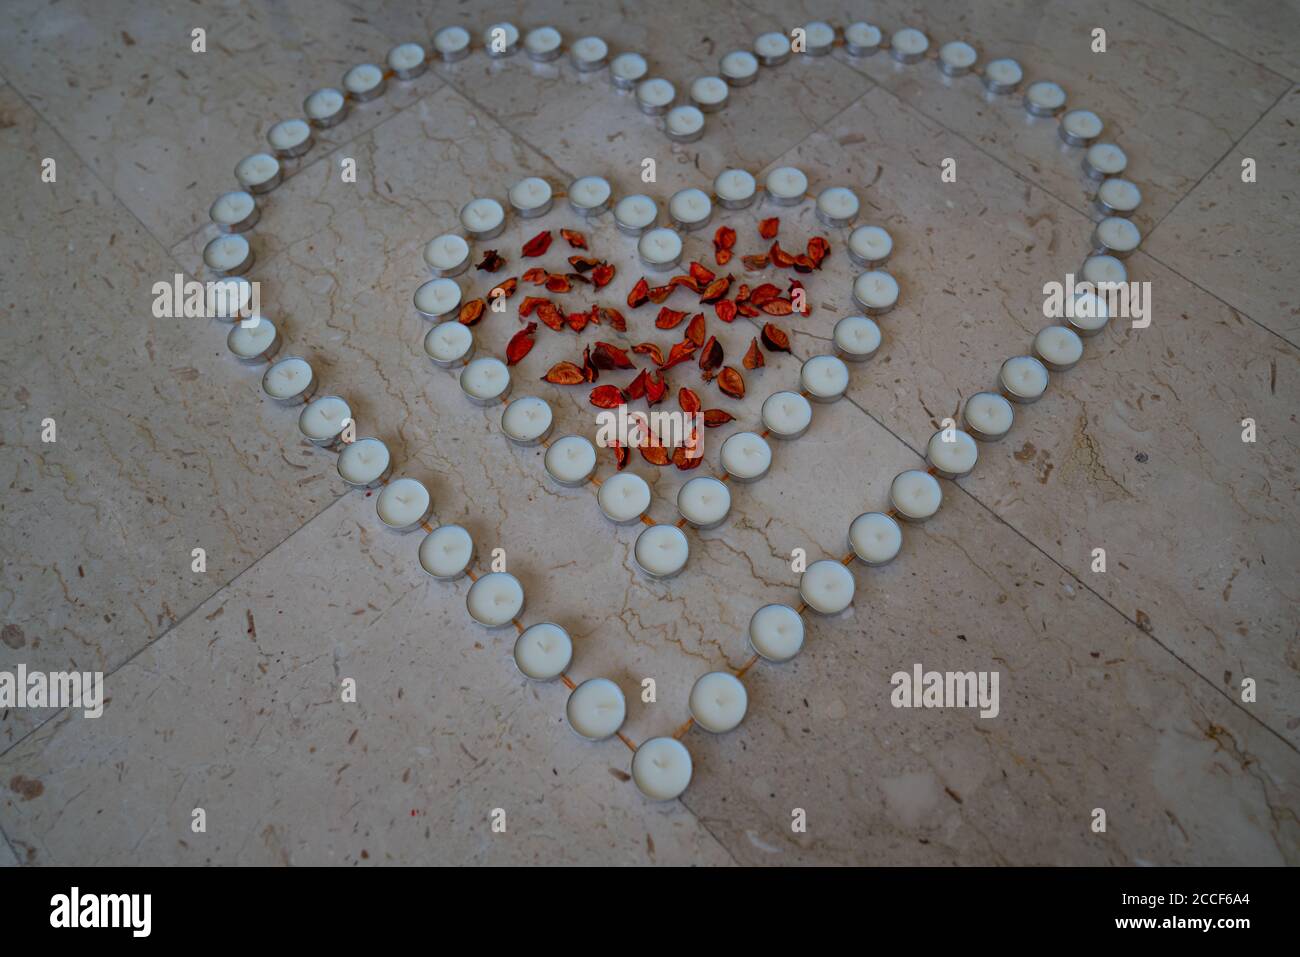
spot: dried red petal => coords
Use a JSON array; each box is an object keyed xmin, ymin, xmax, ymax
[
  {"xmin": 647, "ymin": 284, "xmax": 675, "ymax": 304},
  {"xmin": 591, "ymin": 263, "xmax": 615, "ymax": 289},
  {"xmin": 685, "ymin": 313, "xmax": 706, "ymax": 347},
  {"xmin": 715, "ymin": 248, "xmax": 733, "ymax": 267},
  {"xmin": 561, "ymin": 228, "xmax": 587, "ymax": 250},
  {"xmin": 714, "ymin": 299, "xmax": 738, "ymax": 323},
  {"xmin": 589, "ymin": 384, "xmax": 626, "ymax": 409},
  {"xmin": 632, "ymin": 342, "xmax": 665, "ymax": 366},
  {"xmin": 743, "ymin": 337, "xmax": 764, "ymax": 370},
  {"xmin": 669, "ymin": 274, "xmax": 702, "ymax": 293},
  {"xmin": 678, "ymin": 387, "xmax": 701, "ymax": 414},
  {"xmin": 492, "ymin": 277, "xmax": 519, "ymax": 300},
  {"xmin": 761, "ymin": 322, "xmax": 791, "ymax": 352},
  {"xmin": 627, "ymin": 277, "xmax": 650, "ymax": 309},
  {"xmin": 714, "ymin": 225, "xmax": 737, "ymax": 251},
  {"xmin": 566, "ymin": 307, "xmax": 591, "ymax": 334},
  {"xmin": 542, "ymin": 361, "xmax": 584, "ymax": 385},
  {"xmin": 626, "ymin": 368, "xmax": 650, "ymax": 400},
  {"xmin": 698, "ymin": 335, "xmax": 723, "ymax": 373},
  {"xmin": 661, "ymin": 339, "xmax": 697, "ymax": 371},
  {"xmin": 476, "ymin": 249, "xmax": 506, "ymax": 272},
  {"xmin": 760, "ymin": 298, "xmax": 794, "ymax": 316},
  {"xmin": 703, "ymin": 409, "xmax": 734, "ymax": 427},
  {"xmin": 522, "ymin": 230, "xmax": 553, "ymax": 257},
  {"xmin": 741, "ymin": 254, "xmax": 770, "ymax": 271},
  {"xmin": 592, "ymin": 341, "xmax": 635, "ymax": 370},
  {"xmin": 699, "ymin": 275, "xmax": 732, "ymax": 304},
  {"xmin": 506, "ymin": 323, "xmax": 537, "ymax": 365},
  {"xmin": 717, "ymin": 366, "xmax": 745, "ymax": 399},
  {"xmin": 458, "ymin": 298, "xmax": 487, "ymax": 326},
  {"xmin": 673, "ymin": 445, "xmax": 704, "ymax": 471},
  {"xmin": 568, "ymin": 255, "xmax": 600, "ymax": 272},
  {"xmin": 750, "ymin": 283, "xmax": 781, "ymax": 306},
  {"xmin": 599, "ymin": 307, "xmax": 627, "ymax": 332},
  {"xmin": 581, "ymin": 345, "xmax": 598, "ymax": 383},
  {"xmin": 806, "ymin": 236, "xmax": 831, "ymax": 268},
  {"xmin": 655, "ymin": 307, "xmax": 688, "ymax": 329},
  {"xmin": 736, "ymin": 303, "xmax": 760, "ymax": 318},
  {"xmin": 759, "ymin": 217, "xmax": 780, "ymax": 240},
  {"xmin": 545, "ymin": 274, "xmax": 573, "ymax": 294},
  {"xmin": 645, "ymin": 371, "xmax": 669, "ymax": 406},
  {"xmin": 735, "ymin": 283, "xmax": 751, "ymax": 303},
  {"xmin": 519, "ymin": 295, "xmax": 547, "ymax": 318},
  {"xmin": 689, "ymin": 261, "xmax": 716, "ymax": 285},
  {"xmin": 536, "ymin": 302, "xmax": 565, "ymax": 331},
  {"xmin": 792, "ymin": 254, "xmax": 816, "ymax": 274},
  {"xmin": 522, "ymin": 267, "xmax": 549, "ymax": 284},
  {"xmin": 640, "ymin": 444, "xmax": 671, "ymax": 467},
  {"xmin": 769, "ymin": 242, "xmax": 796, "ymax": 269}
]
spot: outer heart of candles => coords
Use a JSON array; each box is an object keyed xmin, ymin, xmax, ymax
[
  {"xmin": 999, "ymin": 355, "xmax": 1050, "ymax": 402},
  {"xmin": 424, "ymin": 233, "xmax": 470, "ymax": 275},
  {"xmin": 1034, "ymin": 325, "xmax": 1084, "ymax": 370},
  {"xmin": 203, "ymin": 234, "xmax": 252, "ymax": 276},
  {"xmin": 800, "ymin": 559, "xmax": 856, "ymax": 615},
  {"xmin": 210, "ymin": 190, "xmax": 256, "ymax": 230},
  {"xmin": 424, "ymin": 322, "xmax": 473, "ymax": 366},
  {"xmin": 227, "ymin": 316, "xmax": 277, "ymax": 361},
  {"xmin": 963, "ymin": 391, "xmax": 1015, "ymax": 441},
  {"xmin": 848, "ymin": 225, "xmax": 892, "ymax": 266},
  {"xmin": 833, "ymin": 316, "xmax": 882, "ymax": 361},
  {"xmin": 638, "ymin": 227, "xmax": 683, "ymax": 270},
  {"xmin": 342, "ymin": 63, "xmax": 384, "ymax": 99},
  {"xmin": 609, "ymin": 52, "xmax": 648, "ymax": 88},
  {"xmin": 754, "ymin": 32, "xmax": 791, "ymax": 65},
  {"xmin": 337, "ymin": 437, "xmax": 390, "ymax": 487},
  {"xmin": 262, "ymin": 355, "xmax": 313, "ymax": 402},
  {"xmin": 852, "ymin": 270, "xmax": 899, "ymax": 314},
  {"xmin": 467, "ymin": 572, "xmax": 524, "ymax": 628},
  {"xmin": 597, "ymin": 471, "xmax": 651, "ymax": 524},
  {"xmin": 524, "ymin": 26, "xmax": 563, "ymax": 61},
  {"xmin": 500, "ymin": 396, "xmax": 553, "ymax": 445},
  {"xmin": 433, "ymin": 25, "xmax": 471, "ymax": 60},
  {"xmin": 849, "ymin": 512, "xmax": 902, "ymax": 565},
  {"xmin": 636, "ymin": 77, "xmax": 675, "ymax": 114},
  {"xmin": 267, "ymin": 118, "xmax": 311, "ymax": 157},
  {"xmin": 1096, "ymin": 178, "xmax": 1142, "ymax": 216},
  {"xmin": 926, "ymin": 429, "xmax": 980, "ymax": 478},
  {"xmin": 568, "ymin": 175, "xmax": 611, "ymax": 214},
  {"xmin": 800, "ymin": 355, "xmax": 850, "ymax": 402},
  {"xmin": 633, "ymin": 524, "xmax": 689, "ymax": 578},
  {"xmin": 513, "ymin": 623, "xmax": 572, "ymax": 681},
  {"xmin": 689, "ymin": 672, "xmax": 748, "ymax": 733},
  {"xmin": 720, "ymin": 50, "xmax": 758, "ymax": 85},
  {"xmin": 419, "ymin": 524, "xmax": 474, "ymax": 580},
  {"xmin": 414, "ymin": 277, "xmax": 462, "ymax": 318},
  {"xmin": 844, "ymin": 21, "xmax": 882, "ymax": 56},
  {"xmin": 1093, "ymin": 216, "xmax": 1142, "ymax": 257},
  {"xmin": 665, "ymin": 105, "xmax": 705, "ymax": 143},
  {"xmin": 765, "ymin": 166, "xmax": 807, "ymax": 203},
  {"xmin": 677, "ymin": 476, "xmax": 731, "ymax": 528},
  {"xmin": 569, "ymin": 35, "xmax": 607, "ymax": 70},
  {"xmin": 748, "ymin": 604, "xmax": 804, "ymax": 662},
  {"xmin": 460, "ymin": 357, "xmax": 511, "ymax": 404},
  {"xmin": 669, "ymin": 187, "xmax": 711, "ymax": 229},
  {"xmin": 1024, "ymin": 80, "xmax": 1066, "ymax": 116},
  {"xmin": 303, "ymin": 88, "xmax": 346, "ymax": 126},
  {"xmin": 567, "ymin": 677, "xmax": 626, "ymax": 740},
  {"xmin": 235, "ymin": 152, "xmax": 281, "ymax": 192},
  {"xmin": 459, "ymin": 197, "xmax": 505, "ymax": 238},
  {"xmin": 816, "ymin": 186, "xmax": 859, "ymax": 227},
  {"xmin": 544, "ymin": 435, "xmax": 597, "ymax": 485},
  {"xmin": 376, "ymin": 477, "xmax": 431, "ymax": 530},
  {"xmin": 614, "ymin": 194, "xmax": 658, "ymax": 234},
  {"xmin": 690, "ymin": 76, "xmax": 728, "ymax": 111},
  {"xmin": 761, "ymin": 390, "xmax": 813, "ymax": 438},
  {"xmin": 631, "ymin": 737, "xmax": 692, "ymax": 800},
  {"xmin": 298, "ymin": 394, "xmax": 350, "ymax": 444},
  {"xmin": 890, "ymin": 469, "xmax": 943, "ymax": 521},
  {"xmin": 714, "ymin": 168, "xmax": 756, "ymax": 207},
  {"xmin": 891, "ymin": 27, "xmax": 930, "ymax": 62},
  {"xmin": 508, "ymin": 176, "xmax": 552, "ymax": 217},
  {"xmin": 720, "ymin": 431, "xmax": 772, "ymax": 481}
]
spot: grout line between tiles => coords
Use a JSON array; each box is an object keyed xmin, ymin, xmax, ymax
[{"xmin": 1130, "ymin": 0, "xmax": 1298, "ymax": 86}]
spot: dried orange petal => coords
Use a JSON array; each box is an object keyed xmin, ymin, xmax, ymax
[
  {"xmin": 568, "ymin": 255, "xmax": 600, "ymax": 272},
  {"xmin": 599, "ymin": 307, "xmax": 627, "ymax": 332},
  {"xmin": 628, "ymin": 277, "xmax": 650, "ymax": 308},
  {"xmin": 759, "ymin": 217, "xmax": 780, "ymax": 240},
  {"xmin": 736, "ymin": 303, "xmax": 760, "ymax": 318},
  {"xmin": 626, "ymin": 368, "xmax": 650, "ymax": 400},
  {"xmin": 714, "ymin": 299, "xmax": 737, "ymax": 323},
  {"xmin": 542, "ymin": 361, "xmax": 584, "ymax": 385},
  {"xmin": 655, "ymin": 307, "xmax": 688, "ymax": 329},
  {"xmin": 545, "ymin": 274, "xmax": 573, "ymax": 294},
  {"xmin": 717, "ymin": 366, "xmax": 745, "ymax": 399},
  {"xmin": 611, "ymin": 442, "xmax": 629, "ymax": 470},
  {"xmin": 741, "ymin": 254, "xmax": 769, "ymax": 271},
  {"xmin": 750, "ymin": 283, "xmax": 780, "ymax": 306},
  {"xmin": 647, "ymin": 284, "xmax": 675, "ymax": 304},
  {"xmin": 589, "ymin": 384, "xmax": 626, "ymax": 408},
  {"xmin": 699, "ymin": 275, "xmax": 732, "ymax": 304},
  {"xmin": 761, "ymin": 322, "xmax": 791, "ymax": 352},
  {"xmin": 689, "ymin": 261, "xmax": 716, "ymax": 285},
  {"xmin": 743, "ymin": 337, "xmax": 764, "ymax": 370},
  {"xmin": 477, "ymin": 250, "xmax": 505, "ymax": 272},
  {"xmin": 714, "ymin": 225, "xmax": 737, "ymax": 251},
  {"xmin": 566, "ymin": 307, "xmax": 590, "ymax": 334},
  {"xmin": 715, "ymin": 248, "xmax": 733, "ymax": 267},
  {"xmin": 673, "ymin": 445, "xmax": 704, "ymax": 471},
  {"xmin": 760, "ymin": 298, "xmax": 794, "ymax": 316},
  {"xmin": 769, "ymin": 242, "xmax": 796, "ymax": 268},
  {"xmin": 685, "ymin": 313, "xmax": 706, "ymax": 347},
  {"xmin": 522, "ymin": 267, "xmax": 549, "ymax": 285},
  {"xmin": 678, "ymin": 387, "xmax": 701, "ymax": 414},
  {"xmin": 536, "ymin": 302, "xmax": 565, "ymax": 331},
  {"xmin": 645, "ymin": 371, "xmax": 668, "ymax": 405},
  {"xmin": 581, "ymin": 345, "xmax": 598, "ymax": 382},
  {"xmin": 669, "ymin": 274, "xmax": 702, "ymax": 293},
  {"xmin": 806, "ymin": 236, "xmax": 831, "ymax": 268},
  {"xmin": 492, "ymin": 277, "xmax": 518, "ymax": 300},
  {"xmin": 632, "ymin": 342, "xmax": 665, "ymax": 366},
  {"xmin": 561, "ymin": 228, "xmax": 587, "ymax": 249},
  {"xmin": 591, "ymin": 263, "xmax": 615, "ymax": 288},
  {"xmin": 506, "ymin": 323, "xmax": 537, "ymax": 365},
  {"xmin": 592, "ymin": 341, "xmax": 634, "ymax": 370},
  {"xmin": 698, "ymin": 335, "xmax": 723, "ymax": 373},
  {"xmin": 458, "ymin": 298, "xmax": 487, "ymax": 326},
  {"xmin": 661, "ymin": 339, "xmax": 697, "ymax": 371},
  {"xmin": 640, "ymin": 444, "xmax": 671, "ymax": 466},
  {"xmin": 522, "ymin": 230, "xmax": 553, "ymax": 257},
  {"xmin": 703, "ymin": 409, "xmax": 734, "ymax": 427}
]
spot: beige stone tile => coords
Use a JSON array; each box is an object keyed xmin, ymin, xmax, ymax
[
  {"xmin": 0, "ymin": 832, "xmax": 18, "ymax": 866},
  {"xmin": 1139, "ymin": 0, "xmax": 1300, "ymax": 81},
  {"xmin": 0, "ymin": 0, "xmax": 431, "ymax": 248},
  {"xmin": 1145, "ymin": 85, "xmax": 1299, "ymax": 342},
  {"xmin": 0, "ymin": 85, "xmax": 337, "ymax": 745}
]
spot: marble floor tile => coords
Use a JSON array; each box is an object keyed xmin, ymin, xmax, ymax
[
  {"xmin": 1145, "ymin": 85, "xmax": 1299, "ymax": 343},
  {"xmin": 1137, "ymin": 0, "xmax": 1300, "ymax": 81},
  {"xmin": 0, "ymin": 831, "xmax": 18, "ymax": 866}
]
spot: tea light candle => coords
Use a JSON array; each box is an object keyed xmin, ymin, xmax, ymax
[
  {"xmin": 234, "ymin": 152, "xmax": 281, "ymax": 193},
  {"xmin": 267, "ymin": 118, "xmax": 312, "ymax": 158},
  {"xmin": 890, "ymin": 469, "xmax": 943, "ymax": 522},
  {"xmin": 765, "ymin": 166, "xmax": 807, "ymax": 205},
  {"xmin": 636, "ymin": 77, "xmax": 676, "ymax": 115},
  {"xmin": 1095, "ymin": 178, "xmax": 1142, "ymax": 217},
  {"xmin": 209, "ymin": 190, "xmax": 258, "ymax": 232},
  {"xmin": 570, "ymin": 35, "xmax": 608, "ymax": 71},
  {"xmin": 298, "ymin": 394, "xmax": 350, "ymax": 446},
  {"xmin": 337, "ymin": 437, "xmax": 391, "ymax": 487},
  {"xmin": 1083, "ymin": 142, "xmax": 1127, "ymax": 180},
  {"xmin": 483, "ymin": 22, "xmax": 520, "ymax": 58},
  {"xmin": 567, "ymin": 678, "xmax": 626, "ymax": 740},
  {"xmin": 754, "ymin": 32, "xmax": 791, "ymax": 66},
  {"xmin": 610, "ymin": 52, "xmax": 648, "ymax": 90},
  {"xmin": 413, "ymin": 277, "xmax": 463, "ymax": 319},
  {"xmin": 939, "ymin": 40, "xmax": 979, "ymax": 77},
  {"xmin": 1092, "ymin": 216, "xmax": 1141, "ymax": 258},
  {"xmin": 720, "ymin": 431, "xmax": 772, "ymax": 482},
  {"xmin": 800, "ymin": 560, "xmax": 856, "ymax": 615},
  {"xmin": 614, "ymin": 193, "xmax": 658, "ymax": 235},
  {"xmin": 719, "ymin": 50, "xmax": 758, "ymax": 85},
  {"xmin": 638, "ymin": 227, "xmax": 683, "ymax": 270},
  {"xmin": 1081, "ymin": 254, "xmax": 1127, "ymax": 286},
  {"xmin": 524, "ymin": 26, "xmax": 563, "ymax": 63},
  {"xmin": 419, "ymin": 524, "xmax": 474, "ymax": 581},
  {"xmin": 816, "ymin": 186, "xmax": 859, "ymax": 228},
  {"xmin": 342, "ymin": 63, "xmax": 385, "ymax": 101},
  {"xmin": 1024, "ymin": 80, "xmax": 1066, "ymax": 116},
  {"xmin": 544, "ymin": 435, "xmax": 597, "ymax": 486},
  {"xmin": 982, "ymin": 57, "xmax": 1022, "ymax": 92},
  {"xmin": 206, "ymin": 276, "xmax": 254, "ymax": 320},
  {"xmin": 748, "ymin": 604, "xmax": 804, "ymax": 662},
  {"xmin": 513, "ymin": 623, "xmax": 572, "ymax": 681},
  {"xmin": 677, "ymin": 476, "xmax": 731, "ymax": 529},
  {"xmin": 845, "ymin": 21, "xmax": 883, "ymax": 57},
  {"xmin": 423, "ymin": 233, "xmax": 471, "ymax": 277},
  {"xmin": 459, "ymin": 356, "xmax": 511, "ymax": 405},
  {"xmin": 761, "ymin": 390, "xmax": 813, "ymax": 439},
  {"xmin": 690, "ymin": 76, "xmax": 729, "ymax": 111},
  {"xmin": 803, "ymin": 21, "xmax": 836, "ymax": 56},
  {"xmin": 800, "ymin": 355, "xmax": 850, "ymax": 403},
  {"xmin": 963, "ymin": 391, "xmax": 1015, "ymax": 441},
  {"xmin": 1060, "ymin": 109, "xmax": 1103, "ymax": 146},
  {"xmin": 926, "ymin": 428, "xmax": 979, "ymax": 479},
  {"xmin": 852, "ymin": 270, "xmax": 900, "ymax": 314},
  {"xmin": 568, "ymin": 175, "xmax": 611, "ymax": 216},
  {"xmin": 833, "ymin": 315, "xmax": 882, "ymax": 361},
  {"xmin": 509, "ymin": 176, "xmax": 553, "ymax": 218},
  {"xmin": 890, "ymin": 27, "xmax": 929, "ymax": 63},
  {"xmin": 303, "ymin": 87, "xmax": 347, "ymax": 127},
  {"xmin": 1034, "ymin": 325, "xmax": 1084, "ymax": 371},
  {"xmin": 387, "ymin": 42, "xmax": 427, "ymax": 79},
  {"xmin": 459, "ymin": 197, "xmax": 505, "ymax": 240},
  {"xmin": 999, "ymin": 355, "xmax": 1050, "ymax": 403},
  {"xmin": 203, "ymin": 234, "xmax": 253, "ymax": 276},
  {"xmin": 633, "ymin": 524, "xmax": 690, "ymax": 578},
  {"xmin": 227, "ymin": 315, "xmax": 278, "ymax": 363},
  {"xmin": 714, "ymin": 168, "xmax": 756, "ymax": 209},
  {"xmin": 632, "ymin": 737, "xmax": 692, "ymax": 800},
  {"xmin": 433, "ymin": 25, "xmax": 471, "ymax": 62},
  {"xmin": 424, "ymin": 321, "xmax": 474, "ymax": 367},
  {"xmin": 669, "ymin": 187, "xmax": 711, "ymax": 230},
  {"xmin": 1066, "ymin": 291, "xmax": 1111, "ymax": 337},
  {"xmin": 848, "ymin": 225, "xmax": 893, "ymax": 267},
  {"xmin": 665, "ymin": 105, "xmax": 705, "ymax": 144},
  {"xmin": 376, "ymin": 477, "xmax": 432, "ymax": 531},
  {"xmin": 690, "ymin": 672, "xmax": 748, "ymax": 732},
  {"xmin": 849, "ymin": 511, "xmax": 902, "ymax": 565},
  {"xmin": 501, "ymin": 396, "xmax": 554, "ymax": 445},
  {"xmin": 597, "ymin": 471, "xmax": 651, "ymax": 524},
  {"xmin": 467, "ymin": 572, "xmax": 525, "ymax": 629}
]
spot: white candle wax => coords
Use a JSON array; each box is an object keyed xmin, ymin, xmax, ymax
[
  {"xmin": 638, "ymin": 227, "xmax": 683, "ymax": 268},
  {"xmin": 227, "ymin": 315, "xmax": 276, "ymax": 360},
  {"xmin": 754, "ymin": 32, "xmax": 791, "ymax": 63},
  {"xmin": 1094, "ymin": 216, "xmax": 1142, "ymax": 254},
  {"xmin": 669, "ymin": 187, "xmax": 711, "ymax": 228},
  {"xmin": 459, "ymin": 197, "xmax": 505, "ymax": 236},
  {"xmin": 748, "ymin": 604, "xmax": 804, "ymax": 662},
  {"xmin": 676, "ymin": 476, "xmax": 731, "ymax": 527},
  {"xmin": 848, "ymin": 225, "xmax": 893, "ymax": 265},
  {"xmin": 1068, "ymin": 291, "xmax": 1110, "ymax": 335},
  {"xmin": 433, "ymin": 25, "xmax": 471, "ymax": 58},
  {"xmin": 940, "ymin": 41, "xmax": 978, "ymax": 74},
  {"xmin": 424, "ymin": 233, "xmax": 470, "ymax": 274},
  {"xmin": 267, "ymin": 119, "xmax": 311, "ymax": 155},
  {"xmin": 484, "ymin": 22, "xmax": 520, "ymax": 55},
  {"xmin": 926, "ymin": 428, "xmax": 979, "ymax": 477},
  {"xmin": 890, "ymin": 469, "xmax": 943, "ymax": 521},
  {"xmin": 665, "ymin": 105, "xmax": 705, "ymax": 141},
  {"xmin": 817, "ymin": 186, "xmax": 859, "ymax": 224},
  {"xmin": 765, "ymin": 166, "xmax": 807, "ymax": 202},
  {"xmin": 210, "ymin": 190, "xmax": 255, "ymax": 228},
  {"xmin": 513, "ymin": 623, "xmax": 572, "ymax": 681},
  {"xmin": 1085, "ymin": 143, "xmax": 1127, "ymax": 176},
  {"xmin": 720, "ymin": 431, "xmax": 772, "ymax": 481},
  {"xmin": 509, "ymin": 176, "xmax": 552, "ymax": 215},
  {"xmin": 303, "ymin": 88, "xmax": 345, "ymax": 124},
  {"xmin": 800, "ymin": 355, "xmax": 850, "ymax": 402},
  {"xmin": 849, "ymin": 512, "xmax": 902, "ymax": 565},
  {"xmin": 800, "ymin": 560, "xmax": 856, "ymax": 615},
  {"xmin": 1034, "ymin": 325, "xmax": 1085, "ymax": 369},
  {"xmin": 337, "ymin": 437, "xmax": 390, "ymax": 486},
  {"xmin": 853, "ymin": 270, "xmax": 900, "ymax": 312},
  {"xmin": 262, "ymin": 356, "xmax": 313, "ymax": 401},
  {"xmin": 570, "ymin": 35, "xmax": 607, "ymax": 69},
  {"xmin": 1081, "ymin": 254, "xmax": 1127, "ymax": 286},
  {"xmin": 761, "ymin": 390, "xmax": 813, "ymax": 438},
  {"xmin": 524, "ymin": 26, "xmax": 562, "ymax": 60},
  {"xmin": 1097, "ymin": 178, "xmax": 1142, "ymax": 214},
  {"xmin": 614, "ymin": 194, "xmax": 658, "ymax": 232},
  {"xmin": 632, "ymin": 737, "xmax": 692, "ymax": 800},
  {"xmin": 833, "ymin": 316, "xmax": 882, "ymax": 360},
  {"xmin": 544, "ymin": 435, "xmax": 597, "ymax": 485},
  {"xmin": 343, "ymin": 63, "xmax": 384, "ymax": 97},
  {"xmin": 983, "ymin": 57, "xmax": 1022, "ymax": 89},
  {"xmin": 891, "ymin": 27, "xmax": 930, "ymax": 58},
  {"xmin": 377, "ymin": 477, "xmax": 431, "ymax": 529},
  {"xmin": 719, "ymin": 50, "xmax": 758, "ymax": 84},
  {"xmin": 689, "ymin": 672, "xmax": 748, "ymax": 733},
  {"xmin": 387, "ymin": 42, "xmax": 426, "ymax": 74},
  {"xmin": 414, "ymin": 278, "xmax": 462, "ymax": 318},
  {"xmin": 459, "ymin": 356, "xmax": 510, "ymax": 403},
  {"xmin": 634, "ymin": 524, "xmax": 689, "ymax": 578},
  {"xmin": 636, "ymin": 77, "xmax": 676, "ymax": 110},
  {"xmin": 298, "ymin": 394, "xmax": 350, "ymax": 442},
  {"xmin": 569, "ymin": 175, "xmax": 611, "ymax": 213},
  {"xmin": 1025, "ymin": 80, "xmax": 1067, "ymax": 114},
  {"xmin": 419, "ymin": 524, "xmax": 473, "ymax": 580},
  {"xmin": 690, "ymin": 76, "xmax": 728, "ymax": 109},
  {"xmin": 1061, "ymin": 108, "xmax": 1103, "ymax": 142},
  {"xmin": 235, "ymin": 152, "xmax": 280, "ymax": 191},
  {"xmin": 964, "ymin": 392, "xmax": 1015, "ymax": 440},
  {"xmin": 845, "ymin": 22, "xmax": 882, "ymax": 54},
  {"xmin": 804, "ymin": 21, "xmax": 836, "ymax": 54},
  {"xmin": 424, "ymin": 322, "xmax": 473, "ymax": 364},
  {"xmin": 567, "ymin": 677, "xmax": 626, "ymax": 740},
  {"xmin": 597, "ymin": 471, "xmax": 651, "ymax": 524},
  {"xmin": 610, "ymin": 52, "xmax": 648, "ymax": 85},
  {"xmin": 501, "ymin": 396, "xmax": 553, "ymax": 443},
  {"xmin": 203, "ymin": 234, "xmax": 251, "ymax": 274},
  {"xmin": 206, "ymin": 276, "xmax": 253, "ymax": 319},
  {"xmin": 467, "ymin": 572, "xmax": 525, "ymax": 628},
  {"xmin": 714, "ymin": 169, "xmax": 756, "ymax": 205},
  {"xmin": 999, "ymin": 355, "xmax": 1050, "ymax": 402}
]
